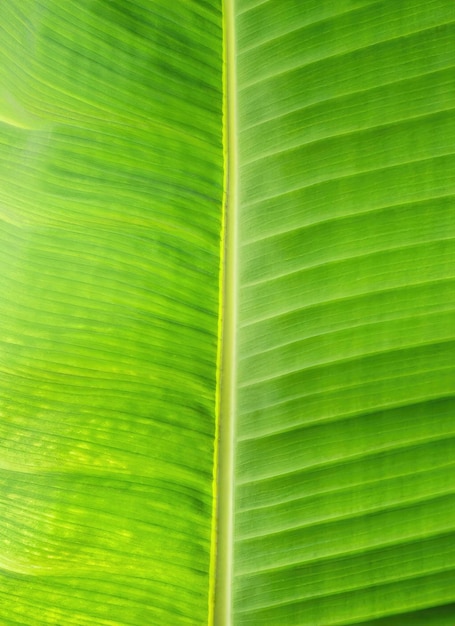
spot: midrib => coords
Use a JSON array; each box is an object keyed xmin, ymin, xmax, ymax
[{"xmin": 211, "ymin": 0, "xmax": 239, "ymax": 624}]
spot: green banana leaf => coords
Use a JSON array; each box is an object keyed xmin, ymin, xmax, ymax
[{"xmin": 0, "ymin": 1, "xmax": 454, "ymax": 624}]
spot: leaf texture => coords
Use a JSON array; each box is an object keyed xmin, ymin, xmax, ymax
[
  {"xmin": 233, "ymin": 0, "xmax": 455, "ymax": 624},
  {"xmin": 0, "ymin": 1, "xmax": 223, "ymax": 624},
  {"xmin": 2, "ymin": 1, "xmax": 455, "ymax": 625}
]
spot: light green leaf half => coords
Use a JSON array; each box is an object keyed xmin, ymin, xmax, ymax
[
  {"xmin": 232, "ymin": 0, "xmax": 455, "ymax": 624},
  {"xmin": 0, "ymin": 1, "xmax": 223, "ymax": 624}
]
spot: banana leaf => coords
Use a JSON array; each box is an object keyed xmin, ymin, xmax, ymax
[{"xmin": 0, "ymin": 1, "xmax": 454, "ymax": 625}]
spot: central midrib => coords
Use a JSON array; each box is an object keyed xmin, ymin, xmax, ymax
[{"xmin": 211, "ymin": 0, "xmax": 239, "ymax": 624}]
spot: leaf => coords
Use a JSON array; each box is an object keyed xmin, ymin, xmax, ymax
[
  {"xmin": 231, "ymin": 0, "xmax": 455, "ymax": 624},
  {"xmin": 0, "ymin": 1, "xmax": 223, "ymax": 624},
  {"xmin": 1, "ymin": 1, "xmax": 455, "ymax": 625}
]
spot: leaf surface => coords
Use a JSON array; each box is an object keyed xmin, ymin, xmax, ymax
[
  {"xmin": 0, "ymin": 1, "xmax": 223, "ymax": 624},
  {"xmin": 232, "ymin": 0, "xmax": 455, "ymax": 624},
  {"xmin": 1, "ymin": 1, "xmax": 455, "ymax": 625}
]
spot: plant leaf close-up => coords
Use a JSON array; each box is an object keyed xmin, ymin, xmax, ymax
[{"xmin": 0, "ymin": 1, "xmax": 454, "ymax": 625}]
